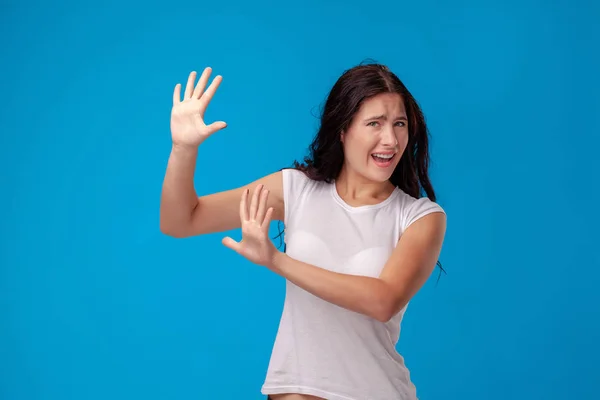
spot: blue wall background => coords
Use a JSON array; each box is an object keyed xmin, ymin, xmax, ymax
[{"xmin": 2, "ymin": 0, "xmax": 599, "ymax": 399}]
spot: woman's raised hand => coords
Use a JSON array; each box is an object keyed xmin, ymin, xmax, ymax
[
  {"xmin": 222, "ymin": 184, "xmax": 279, "ymax": 268},
  {"xmin": 170, "ymin": 68, "xmax": 227, "ymax": 149}
]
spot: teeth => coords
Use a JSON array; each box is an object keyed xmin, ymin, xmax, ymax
[{"xmin": 373, "ymin": 153, "xmax": 394, "ymax": 159}]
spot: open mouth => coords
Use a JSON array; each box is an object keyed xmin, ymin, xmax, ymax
[{"xmin": 371, "ymin": 153, "xmax": 396, "ymax": 167}]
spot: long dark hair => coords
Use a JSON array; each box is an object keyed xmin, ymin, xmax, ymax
[{"xmin": 275, "ymin": 61, "xmax": 445, "ymax": 279}]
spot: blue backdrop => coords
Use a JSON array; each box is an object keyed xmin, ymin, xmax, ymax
[{"xmin": 2, "ymin": 0, "xmax": 599, "ymax": 399}]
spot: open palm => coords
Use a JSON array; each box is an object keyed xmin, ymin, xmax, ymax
[
  {"xmin": 170, "ymin": 68, "xmax": 227, "ymax": 148},
  {"xmin": 222, "ymin": 184, "xmax": 278, "ymax": 267}
]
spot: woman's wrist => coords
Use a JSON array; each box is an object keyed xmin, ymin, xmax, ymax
[{"xmin": 267, "ymin": 250, "xmax": 287, "ymax": 274}]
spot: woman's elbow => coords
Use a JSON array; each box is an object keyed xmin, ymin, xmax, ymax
[
  {"xmin": 160, "ymin": 219, "xmax": 188, "ymax": 238},
  {"xmin": 371, "ymin": 293, "xmax": 406, "ymax": 323}
]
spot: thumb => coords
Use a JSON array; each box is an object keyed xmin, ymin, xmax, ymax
[
  {"xmin": 222, "ymin": 236, "xmax": 241, "ymax": 252},
  {"xmin": 206, "ymin": 121, "xmax": 227, "ymax": 134}
]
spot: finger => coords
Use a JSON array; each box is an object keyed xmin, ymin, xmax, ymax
[
  {"xmin": 249, "ymin": 184, "xmax": 263, "ymax": 221},
  {"xmin": 205, "ymin": 121, "xmax": 227, "ymax": 135},
  {"xmin": 184, "ymin": 71, "xmax": 197, "ymax": 99},
  {"xmin": 222, "ymin": 236, "xmax": 241, "ymax": 252},
  {"xmin": 198, "ymin": 75, "xmax": 223, "ymax": 111},
  {"xmin": 193, "ymin": 67, "xmax": 212, "ymax": 99},
  {"xmin": 261, "ymin": 207, "xmax": 274, "ymax": 233},
  {"xmin": 240, "ymin": 189, "xmax": 249, "ymax": 221},
  {"xmin": 255, "ymin": 188, "xmax": 269, "ymax": 223},
  {"xmin": 173, "ymin": 83, "xmax": 181, "ymax": 105}
]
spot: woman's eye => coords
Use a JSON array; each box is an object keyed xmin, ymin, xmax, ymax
[
  {"xmin": 395, "ymin": 121, "xmax": 405, "ymax": 127},
  {"xmin": 367, "ymin": 121, "xmax": 379, "ymax": 127}
]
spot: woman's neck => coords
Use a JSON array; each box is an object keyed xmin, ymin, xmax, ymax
[{"xmin": 334, "ymin": 166, "xmax": 395, "ymax": 205}]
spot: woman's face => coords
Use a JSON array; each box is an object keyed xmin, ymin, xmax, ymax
[{"xmin": 340, "ymin": 92, "xmax": 409, "ymax": 183}]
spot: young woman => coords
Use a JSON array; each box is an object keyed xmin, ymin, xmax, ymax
[{"xmin": 160, "ymin": 63, "xmax": 447, "ymax": 400}]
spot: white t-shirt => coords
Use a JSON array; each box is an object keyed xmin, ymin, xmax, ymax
[{"xmin": 261, "ymin": 168, "xmax": 445, "ymax": 400}]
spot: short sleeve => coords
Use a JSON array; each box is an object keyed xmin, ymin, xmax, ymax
[
  {"xmin": 403, "ymin": 196, "xmax": 446, "ymax": 232},
  {"xmin": 281, "ymin": 168, "xmax": 311, "ymax": 227}
]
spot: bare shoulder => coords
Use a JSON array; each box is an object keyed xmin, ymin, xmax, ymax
[{"xmin": 185, "ymin": 170, "xmax": 284, "ymax": 237}]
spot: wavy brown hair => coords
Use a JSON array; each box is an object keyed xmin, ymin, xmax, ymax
[{"xmin": 277, "ymin": 61, "xmax": 444, "ymax": 278}]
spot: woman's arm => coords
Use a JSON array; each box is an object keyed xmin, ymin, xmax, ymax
[
  {"xmin": 268, "ymin": 211, "xmax": 447, "ymax": 322},
  {"xmin": 222, "ymin": 183, "xmax": 446, "ymax": 322},
  {"xmin": 160, "ymin": 68, "xmax": 284, "ymax": 238}
]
